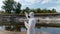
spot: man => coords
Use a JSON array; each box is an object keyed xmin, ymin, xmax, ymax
[{"xmin": 24, "ymin": 12, "xmax": 36, "ymax": 34}]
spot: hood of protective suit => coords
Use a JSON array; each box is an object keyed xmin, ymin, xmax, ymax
[{"xmin": 29, "ymin": 12, "xmax": 34, "ymax": 18}]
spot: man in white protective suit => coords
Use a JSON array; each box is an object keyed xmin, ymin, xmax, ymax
[{"xmin": 24, "ymin": 12, "xmax": 36, "ymax": 34}]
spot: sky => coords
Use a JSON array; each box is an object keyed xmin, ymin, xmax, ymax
[{"xmin": 0, "ymin": 0, "xmax": 60, "ymax": 12}]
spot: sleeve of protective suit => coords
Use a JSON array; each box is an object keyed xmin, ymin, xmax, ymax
[
  {"xmin": 24, "ymin": 22, "xmax": 29, "ymax": 29},
  {"xmin": 24, "ymin": 21, "xmax": 34, "ymax": 29},
  {"xmin": 25, "ymin": 12, "xmax": 29, "ymax": 19}
]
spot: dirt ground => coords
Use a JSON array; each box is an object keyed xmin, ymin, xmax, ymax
[{"xmin": 0, "ymin": 30, "xmax": 51, "ymax": 34}]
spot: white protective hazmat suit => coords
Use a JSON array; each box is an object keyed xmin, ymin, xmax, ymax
[{"xmin": 24, "ymin": 12, "xmax": 36, "ymax": 34}]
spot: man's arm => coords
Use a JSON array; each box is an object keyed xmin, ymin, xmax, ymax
[
  {"xmin": 24, "ymin": 12, "xmax": 29, "ymax": 28},
  {"xmin": 24, "ymin": 12, "xmax": 29, "ymax": 19},
  {"xmin": 24, "ymin": 21, "xmax": 29, "ymax": 29}
]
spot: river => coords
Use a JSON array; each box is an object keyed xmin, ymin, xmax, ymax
[{"xmin": 0, "ymin": 26, "xmax": 60, "ymax": 34}]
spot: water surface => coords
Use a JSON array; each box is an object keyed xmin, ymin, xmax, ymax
[{"xmin": 0, "ymin": 26, "xmax": 60, "ymax": 34}]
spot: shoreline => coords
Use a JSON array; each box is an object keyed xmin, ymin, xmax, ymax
[{"xmin": 0, "ymin": 30, "xmax": 51, "ymax": 34}]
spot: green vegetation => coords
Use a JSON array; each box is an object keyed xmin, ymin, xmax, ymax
[
  {"xmin": 2, "ymin": 0, "xmax": 21, "ymax": 14},
  {"xmin": 1, "ymin": 0, "xmax": 57, "ymax": 14},
  {"xmin": 21, "ymin": 7, "xmax": 57, "ymax": 14},
  {"xmin": 2, "ymin": 0, "xmax": 15, "ymax": 13}
]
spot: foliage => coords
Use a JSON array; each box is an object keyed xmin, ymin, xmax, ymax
[
  {"xmin": 13, "ymin": 2, "xmax": 21, "ymax": 14},
  {"xmin": 21, "ymin": 7, "xmax": 30, "ymax": 14},
  {"xmin": 21, "ymin": 8, "xmax": 57, "ymax": 14},
  {"xmin": 2, "ymin": 0, "xmax": 15, "ymax": 13},
  {"xmin": 2, "ymin": 0, "xmax": 21, "ymax": 14},
  {"xmin": 1, "ymin": 0, "xmax": 57, "ymax": 14}
]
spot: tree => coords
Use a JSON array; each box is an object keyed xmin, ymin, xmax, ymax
[
  {"xmin": 25, "ymin": 7, "xmax": 30, "ymax": 13},
  {"xmin": 2, "ymin": 0, "xmax": 15, "ymax": 13},
  {"xmin": 13, "ymin": 2, "xmax": 21, "ymax": 14},
  {"xmin": 47, "ymin": 10, "xmax": 52, "ymax": 13},
  {"xmin": 51, "ymin": 8, "xmax": 57, "ymax": 13},
  {"xmin": 42, "ymin": 9, "xmax": 47, "ymax": 13},
  {"xmin": 34, "ymin": 8, "xmax": 41, "ymax": 13},
  {"xmin": 21, "ymin": 9, "xmax": 25, "ymax": 14}
]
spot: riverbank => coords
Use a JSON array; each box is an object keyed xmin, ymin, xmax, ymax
[{"xmin": 0, "ymin": 30, "xmax": 51, "ymax": 34}]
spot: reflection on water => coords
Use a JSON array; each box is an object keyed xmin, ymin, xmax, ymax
[
  {"xmin": 36, "ymin": 27, "xmax": 60, "ymax": 34},
  {"xmin": 0, "ymin": 26, "xmax": 60, "ymax": 34},
  {"xmin": 0, "ymin": 26, "xmax": 5, "ymax": 31}
]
